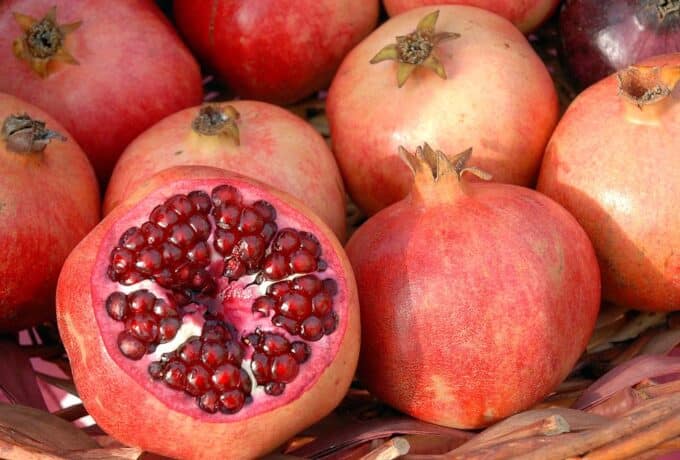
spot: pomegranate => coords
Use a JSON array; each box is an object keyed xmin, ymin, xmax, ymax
[
  {"xmin": 56, "ymin": 166, "xmax": 360, "ymax": 459},
  {"xmin": 0, "ymin": 0, "xmax": 203, "ymax": 182},
  {"xmin": 104, "ymin": 101, "xmax": 347, "ymax": 241},
  {"xmin": 383, "ymin": 0, "xmax": 560, "ymax": 33},
  {"xmin": 327, "ymin": 7, "xmax": 559, "ymax": 216},
  {"xmin": 537, "ymin": 55, "xmax": 680, "ymax": 312},
  {"xmin": 173, "ymin": 0, "xmax": 379, "ymax": 105},
  {"xmin": 0, "ymin": 92, "xmax": 99, "ymax": 332},
  {"xmin": 346, "ymin": 144, "xmax": 600, "ymax": 428}
]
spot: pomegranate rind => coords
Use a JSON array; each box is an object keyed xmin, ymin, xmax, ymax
[
  {"xmin": 57, "ymin": 166, "xmax": 360, "ymax": 460},
  {"xmin": 347, "ymin": 182, "xmax": 600, "ymax": 428},
  {"xmin": 0, "ymin": 92, "xmax": 99, "ymax": 331}
]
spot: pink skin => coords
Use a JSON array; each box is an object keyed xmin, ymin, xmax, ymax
[
  {"xmin": 173, "ymin": 0, "xmax": 379, "ymax": 105},
  {"xmin": 57, "ymin": 166, "xmax": 360, "ymax": 460},
  {"xmin": 0, "ymin": 0, "xmax": 203, "ymax": 182},
  {"xmin": 327, "ymin": 6, "xmax": 559, "ymax": 216},
  {"xmin": 383, "ymin": 0, "xmax": 560, "ymax": 33},
  {"xmin": 346, "ymin": 169, "xmax": 600, "ymax": 428},
  {"xmin": 0, "ymin": 92, "xmax": 100, "ymax": 332},
  {"xmin": 104, "ymin": 100, "xmax": 347, "ymax": 241},
  {"xmin": 537, "ymin": 53, "xmax": 680, "ymax": 312}
]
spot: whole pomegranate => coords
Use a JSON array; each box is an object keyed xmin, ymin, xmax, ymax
[
  {"xmin": 173, "ymin": 0, "xmax": 379, "ymax": 105},
  {"xmin": 327, "ymin": 7, "xmax": 558, "ymax": 216},
  {"xmin": 537, "ymin": 55, "xmax": 680, "ymax": 312},
  {"xmin": 57, "ymin": 166, "xmax": 360, "ymax": 459},
  {"xmin": 105, "ymin": 101, "xmax": 347, "ymax": 241},
  {"xmin": 0, "ymin": 92, "xmax": 99, "ymax": 331},
  {"xmin": 384, "ymin": 0, "xmax": 560, "ymax": 32},
  {"xmin": 0, "ymin": 0, "xmax": 203, "ymax": 182},
  {"xmin": 346, "ymin": 144, "xmax": 600, "ymax": 428}
]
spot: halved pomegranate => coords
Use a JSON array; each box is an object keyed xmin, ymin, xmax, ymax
[{"xmin": 57, "ymin": 167, "xmax": 359, "ymax": 459}]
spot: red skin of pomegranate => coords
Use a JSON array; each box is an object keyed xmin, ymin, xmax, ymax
[
  {"xmin": 537, "ymin": 54, "xmax": 680, "ymax": 312},
  {"xmin": 173, "ymin": 0, "xmax": 379, "ymax": 105},
  {"xmin": 104, "ymin": 100, "xmax": 347, "ymax": 241},
  {"xmin": 0, "ymin": 0, "xmax": 203, "ymax": 182},
  {"xmin": 384, "ymin": 0, "xmax": 560, "ymax": 32},
  {"xmin": 57, "ymin": 166, "xmax": 360, "ymax": 459},
  {"xmin": 0, "ymin": 92, "xmax": 100, "ymax": 331},
  {"xmin": 327, "ymin": 6, "xmax": 559, "ymax": 216},
  {"xmin": 346, "ymin": 150, "xmax": 600, "ymax": 428}
]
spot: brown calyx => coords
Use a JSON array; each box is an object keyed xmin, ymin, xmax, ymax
[
  {"xmin": 617, "ymin": 64, "xmax": 680, "ymax": 125},
  {"xmin": 192, "ymin": 105, "xmax": 241, "ymax": 144},
  {"xmin": 1, "ymin": 114, "xmax": 66, "ymax": 153},
  {"xmin": 370, "ymin": 10, "xmax": 460, "ymax": 88},
  {"xmin": 399, "ymin": 143, "xmax": 491, "ymax": 204},
  {"xmin": 657, "ymin": 0, "xmax": 680, "ymax": 19}
]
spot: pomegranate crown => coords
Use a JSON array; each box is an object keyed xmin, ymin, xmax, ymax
[
  {"xmin": 399, "ymin": 143, "xmax": 492, "ymax": 182},
  {"xmin": 2, "ymin": 113, "xmax": 65, "ymax": 153},
  {"xmin": 192, "ymin": 104, "xmax": 241, "ymax": 144}
]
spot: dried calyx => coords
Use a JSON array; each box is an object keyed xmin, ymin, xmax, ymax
[
  {"xmin": 657, "ymin": 0, "xmax": 680, "ymax": 19},
  {"xmin": 1, "ymin": 113, "xmax": 65, "ymax": 153},
  {"xmin": 12, "ymin": 6, "xmax": 81, "ymax": 78},
  {"xmin": 617, "ymin": 64, "xmax": 680, "ymax": 124},
  {"xmin": 371, "ymin": 10, "xmax": 460, "ymax": 87},
  {"xmin": 191, "ymin": 105, "xmax": 241, "ymax": 144}
]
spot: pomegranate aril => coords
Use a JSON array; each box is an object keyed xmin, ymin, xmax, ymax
[
  {"xmin": 166, "ymin": 194, "xmax": 194, "ymax": 218},
  {"xmin": 201, "ymin": 342, "xmax": 226, "ymax": 369},
  {"xmin": 300, "ymin": 316, "xmax": 324, "ymax": 341},
  {"xmin": 278, "ymin": 293, "xmax": 312, "ymax": 321},
  {"xmin": 109, "ymin": 247, "xmax": 134, "ymax": 276},
  {"xmin": 150, "ymin": 205, "xmax": 180, "ymax": 229},
  {"xmin": 252, "ymin": 296, "xmax": 276, "ymax": 316},
  {"xmin": 117, "ymin": 331, "xmax": 147, "ymax": 360},
  {"xmin": 262, "ymin": 333, "xmax": 290, "ymax": 355},
  {"xmin": 312, "ymin": 291, "xmax": 332, "ymax": 316},
  {"xmin": 224, "ymin": 341, "xmax": 244, "ymax": 364},
  {"xmin": 120, "ymin": 227, "xmax": 145, "ymax": 251},
  {"xmin": 152, "ymin": 299, "xmax": 178, "ymax": 318},
  {"xmin": 120, "ymin": 272, "xmax": 144, "ymax": 285},
  {"xmin": 273, "ymin": 229, "xmax": 300, "ymax": 254},
  {"xmin": 202, "ymin": 321, "xmax": 231, "ymax": 342},
  {"xmin": 290, "ymin": 342, "xmax": 310, "ymax": 363},
  {"xmin": 239, "ymin": 369, "xmax": 252, "ymax": 393},
  {"xmin": 160, "ymin": 242, "xmax": 183, "ymax": 266},
  {"xmin": 214, "ymin": 203, "xmax": 241, "ymax": 229},
  {"xmin": 292, "ymin": 275, "xmax": 322, "ymax": 296},
  {"xmin": 141, "ymin": 222, "xmax": 164, "ymax": 246},
  {"xmin": 126, "ymin": 313, "xmax": 159, "ymax": 342},
  {"xmin": 322, "ymin": 278, "xmax": 338, "ymax": 296},
  {"xmin": 199, "ymin": 390, "xmax": 220, "ymax": 414},
  {"xmin": 128, "ymin": 290, "xmax": 156, "ymax": 314},
  {"xmin": 211, "ymin": 184, "xmax": 242, "ymax": 206},
  {"xmin": 148, "ymin": 361, "xmax": 164, "ymax": 379},
  {"xmin": 163, "ymin": 361, "xmax": 187, "ymax": 390},
  {"xmin": 188, "ymin": 190, "xmax": 212, "ymax": 213},
  {"xmin": 187, "ymin": 241, "xmax": 211, "ymax": 266},
  {"xmin": 212, "ymin": 363, "xmax": 241, "ymax": 391},
  {"xmin": 272, "ymin": 315, "xmax": 299, "ymax": 335},
  {"xmin": 252, "ymin": 200, "xmax": 276, "ymax": 221},
  {"xmin": 220, "ymin": 390, "xmax": 245, "ymax": 413},
  {"xmin": 265, "ymin": 382, "xmax": 285, "ymax": 396},
  {"xmin": 323, "ymin": 312, "xmax": 338, "ymax": 335},
  {"xmin": 178, "ymin": 338, "xmax": 202, "ymax": 363},
  {"xmin": 214, "ymin": 228, "xmax": 237, "ymax": 255},
  {"xmin": 188, "ymin": 214, "xmax": 211, "ymax": 239},
  {"xmin": 261, "ymin": 221, "xmax": 277, "ymax": 243},
  {"xmin": 135, "ymin": 247, "xmax": 162, "ymax": 275},
  {"xmin": 289, "ymin": 249, "xmax": 317, "ymax": 273},
  {"xmin": 158, "ymin": 317, "xmax": 181, "ymax": 342},
  {"xmin": 168, "ymin": 223, "xmax": 195, "ymax": 248},
  {"xmin": 299, "ymin": 232, "xmax": 321, "ymax": 257},
  {"xmin": 224, "ymin": 258, "xmax": 246, "ymax": 280},
  {"xmin": 263, "ymin": 253, "xmax": 288, "ymax": 280},
  {"xmin": 105, "ymin": 292, "xmax": 127, "ymax": 321},
  {"xmin": 250, "ymin": 353, "xmax": 271, "ymax": 383},
  {"xmin": 236, "ymin": 235, "xmax": 265, "ymax": 265},
  {"xmin": 271, "ymin": 355, "xmax": 299, "ymax": 383},
  {"xmin": 239, "ymin": 208, "xmax": 264, "ymax": 234},
  {"xmin": 185, "ymin": 364, "xmax": 212, "ymax": 396},
  {"xmin": 153, "ymin": 269, "xmax": 174, "ymax": 288},
  {"xmin": 267, "ymin": 281, "xmax": 291, "ymax": 299}
]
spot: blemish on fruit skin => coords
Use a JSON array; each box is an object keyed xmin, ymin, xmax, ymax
[
  {"xmin": 0, "ymin": 202, "xmax": 4, "ymax": 214},
  {"xmin": 483, "ymin": 408, "xmax": 496, "ymax": 422},
  {"xmin": 174, "ymin": 150, "xmax": 183, "ymax": 156}
]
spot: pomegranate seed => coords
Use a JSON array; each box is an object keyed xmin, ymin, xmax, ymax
[
  {"xmin": 168, "ymin": 223, "xmax": 196, "ymax": 248},
  {"xmin": 263, "ymin": 253, "xmax": 288, "ymax": 280},
  {"xmin": 158, "ymin": 317, "xmax": 181, "ymax": 342},
  {"xmin": 214, "ymin": 228, "xmax": 237, "ymax": 255},
  {"xmin": 153, "ymin": 269, "xmax": 173, "ymax": 288},
  {"xmin": 199, "ymin": 390, "xmax": 220, "ymax": 413},
  {"xmin": 128, "ymin": 290, "xmax": 156, "ymax": 314},
  {"xmin": 312, "ymin": 291, "xmax": 332, "ymax": 316},
  {"xmin": 212, "ymin": 363, "xmax": 241, "ymax": 391},
  {"xmin": 278, "ymin": 293, "xmax": 312, "ymax": 321},
  {"xmin": 220, "ymin": 390, "xmax": 245, "ymax": 413},
  {"xmin": 271, "ymin": 355, "xmax": 299, "ymax": 383},
  {"xmin": 289, "ymin": 249, "xmax": 317, "ymax": 273},
  {"xmin": 163, "ymin": 361, "xmax": 187, "ymax": 390},
  {"xmin": 120, "ymin": 271, "xmax": 144, "ymax": 285},
  {"xmin": 211, "ymin": 185, "xmax": 242, "ymax": 206},
  {"xmin": 272, "ymin": 315, "xmax": 299, "ymax": 335},
  {"xmin": 252, "ymin": 296, "xmax": 276, "ymax": 316},
  {"xmin": 323, "ymin": 312, "xmax": 338, "ymax": 335},
  {"xmin": 126, "ymin": 313, "xmax": 159, "ymax": 342},
  {"xmin": 148, "ymin": 361, "xmax": 164, "ymax": 379},
  {"xmin": 120, "ymin": 227, "xmax": 145, "ymax": 251},
  {"xmin": 202, "ymin": 321, "xmax": 231, "ymax": 342},
  {"xmin": 239, "ymin": 208, "xmax": 264, "ymax": 234},
  {"xmin": 135, "ymin": 247, "xmax": 162, "ymax": 275},
  {"xmin": 292, "ymin": 274, "xmax": 322, "ymax": 296},
  {"xmin": 261, "ymin": 221, "xmax": 278, "ymax": 243},
  {"xmin": 252, "ymin": 200, "xmax": 276, "ymax": 221},
  {"xmin": 110, "ymin": 247, "xmax": 134, "ymax": 275},
  {"xmin": 224, "ymin": 341, "xmax": 244, "ymax": 364},
  {"xmin": 141, "ymin": 222, "xmax": 164, "ymax": 246},
  {"xmin": 322, "ymin": 278, "xmax": 338, "ymax": 296},
  {"xmin": 213, "ymin": 203, "xmax": 241, "ymax": 229},
  {"xmin": 201, "ymin": 342, "xmax": 227, "ymax": 369},
  {"xmin": 300, "ymin": 316, "xmax": 324, "ymax": 341},
  {"xmin": 117, "ymin": 331, "xmax": 146, "ymax": 360},
  {"xmin": 165, "ymin": 194, "xmax": 194, "ymax": 218},
  {"xmin": 160, "ymin": 242, "xmax": 183, "ymax": 266},
  {"xmin": 262, "ymin": 333, "xmax": 290, "ymax": 355},
  {"xmin": 152, "ymin": 299, "xmax": 178, "ymax": 318},
  {"xmin": 299, "ymin": 232, "xmax": 321, "ymax": 257},
  {"xmin": 188, "ymin": 190, "xmax": 212, "ymax": 213},
  {"xmin": 150, "ymin": 205, "xmax": 180, "ymax": 228},
  {"xmin": 224, "ymin": 257, "xmax": 246, "ymax": 280},
  {"xmin": 188, "ymin": 214, "xmax": 211, "ymax": 239},
  {"xmin": 265, "ymin": 382, "xmax": 285, "ymax": 396},
  {"xmin": 178, "ymin": 338, "xmax": 202, "ymax": 363},
  {"xmin": 267, "ymin": 281, "xmax": 291, "ymax": 299},
  {"xmin": 105, "ymin": 292, "xmax": 127, "ymax": 321},
  {"xmin": 290, "ymin": 342, "xmax": 310, "ymax": 363},
  {"xmin": 250, "ymin": 353, "xmax": 271, "ymax": 383},
  {"xmin": 273, "ymin": 229, "xmax": 299, "ymax": 254},
  {"xmin": 186, "ymin": 241, "xmax": 211, "ymax": 266},
  {"xmin": 236, "ymin": 235, "xmax": 265, "ymax": 265},
  {"xmin": 185, "ymin": 364, "xmax": 212, "ymax": 396}
]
